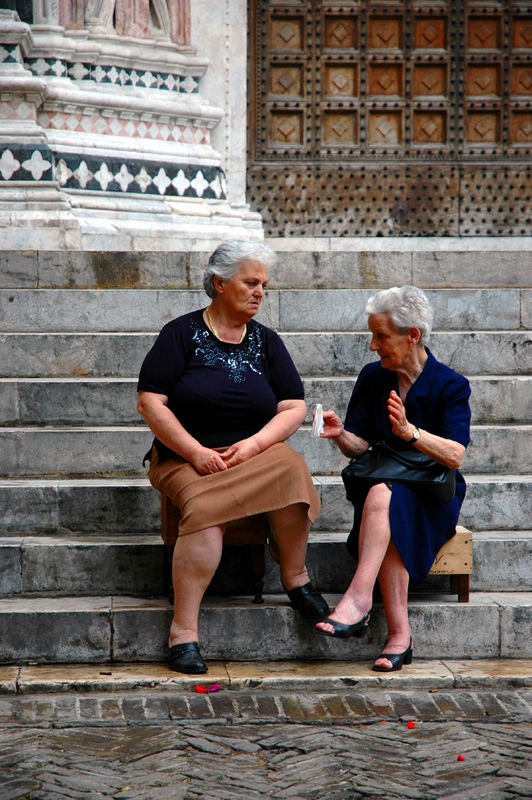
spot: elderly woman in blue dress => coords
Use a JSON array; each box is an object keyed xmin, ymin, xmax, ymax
[{"xmin": 315, "ymin": 286, "xmax": 471, "ymax": 671}]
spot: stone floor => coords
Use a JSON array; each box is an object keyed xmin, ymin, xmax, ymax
[{"xmin": 0, "ymin": 660, "xmax": 531, "ymax": 799}]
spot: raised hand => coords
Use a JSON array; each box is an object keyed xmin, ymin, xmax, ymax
[{"xmin": 387, "ymin": 390, "xmax": 412, "ymax": 440}]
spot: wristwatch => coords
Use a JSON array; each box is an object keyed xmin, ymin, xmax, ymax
[{"xmin": 408, "ymin": 426, "xmax": 420, "ymax": 444}]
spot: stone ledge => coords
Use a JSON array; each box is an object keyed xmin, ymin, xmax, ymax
[{"xmin": 1, "ymin": 659, "xmax": 531, "ymax": 696}]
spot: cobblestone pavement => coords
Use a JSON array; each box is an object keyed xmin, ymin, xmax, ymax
[{"xmin": 1, "ymin": 687, "xmax": 531, "ymax": 800}]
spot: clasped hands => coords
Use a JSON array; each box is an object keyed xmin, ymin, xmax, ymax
[{"xmin": 191, "ymin": 437, "xmax": 261, "ymax": 475}]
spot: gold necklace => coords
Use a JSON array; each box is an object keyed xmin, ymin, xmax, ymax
[{"xmin": 205, "ymin": 307, "xmax": 246, "ymax": 344}]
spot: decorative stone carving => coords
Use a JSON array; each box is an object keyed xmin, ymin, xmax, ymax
[
  {"xmin": 33, "ymin": 1, "xmax": 60, "ymax": 24},
  {"xmin": 85, "ymin": 0, "xmax": 115, "ymax": 32},
  {"xmin": 55, "ymin": 1, "xmax": 190, "ymax": 45},
  {"xmin": 0, "ymin": 4, "xmax": 261, "ymax": 249}
]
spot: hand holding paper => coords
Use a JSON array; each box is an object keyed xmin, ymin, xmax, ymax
[{"xmin": 312, "ymin": 403, "xmax": 324, "ymax": 437}]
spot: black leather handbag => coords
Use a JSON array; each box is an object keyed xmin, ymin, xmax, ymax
[{"xmin": 341, "ymin": 440, "xmax": 456, "ymax": 504}]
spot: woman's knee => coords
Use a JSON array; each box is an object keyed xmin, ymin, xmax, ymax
[
  {"xmin": 363, "ymin": 482, "xmax": 392, "ymax": 516},
  {"xmin": 268, "ymin": 502, "xmax": 309, "ymax": 534}
]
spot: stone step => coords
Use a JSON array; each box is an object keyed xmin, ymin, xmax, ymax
[
  {"xmin": 0, "ymin": 424, "xmax": 530, "ymax": 477},
  {"xmin": 1, "ymin": 531, "xmax": 529, "ymax": 598},
  {"xmin": 0, "ymin": 591, "xmax": 530, "ymax": 663},
  {"xmin": 1, "ymin": 248, "xmax": 531, "ymax": 289},
  {"xmin": 2, "ymin": 375, "xmax": 530, "ymax": 425},
  {"xmin": 0, "ymin": 475, "xmax": 530, "ymax": 533},
  {"xmin": 2, "ymin": 331, "xmax": 530, "ymax": 377},
  {"xmin": 0, "ymin": 288, "xmax": 528, "ymax": 332}
]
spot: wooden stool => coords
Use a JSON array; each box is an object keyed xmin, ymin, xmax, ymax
[
  {"xmin": 160, "ymin": 494, "xmax": 269, "ymax": 604},
  {"xmin": 429, "ymin": 525, "xmax": 473, "ymax": 602}
]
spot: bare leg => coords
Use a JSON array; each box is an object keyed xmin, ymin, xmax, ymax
[
  {"xmin": 315, "ymin": 482, "xmax": 392, "ymax": 634},
  {"xmin": 169, "ymin": 525, "xmax": 225, "ymax": 646},
  {"xmin": 268, "ymin": 502, "xmax": 310, "ymax": 590},
  {"xmin": 373, "ymin": 540, "xmax": 411, "ymax": 669}
]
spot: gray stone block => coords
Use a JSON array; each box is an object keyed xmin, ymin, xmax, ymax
[
  {"xmin": 0, "ymin": 251, "xmax": 38, "ymax": 288},
  {"xmin": 461, "ymin": 425, "xmax": 532, "ymax": 475},
  {"xmin": 0, "ymin": 290, "xmax": 278, "ymax": 332},
  {"xmin": 0, "ymin": 381, "xmax": 18, "ymax": 424},
  {"xmin": 305, "ymin": 376, "xmax": 532, "ymax": 425},
  {"xmin": 287, "ymin": 332, "xmax": 532, "ymax": 377},
  {"xmin": 317, "ymin": 477, "xmax": 532, "ymax": 533},
  {"xmin": 0, "ymin": 482, "xmax": 60, "ymax": 532},
  {"xmin": 280, "ymin": 289, "xmax": 371, "ymax": 331},
  {"xmin": 58, "ymin": 479, "xmax": 160, "ymax": 533},
  {"xmin": 112, "ymin": 598, "xmax": 172, "ymax": 661},
  {"xmin": 298, "ymin": 424, "xmax": 531, "ymax": 474},
  {"xmin": 0, "ymin": 333, "xmax": 155, "ymax": 378},
  {"xmin": 267, "ymin": 251, "xmax": 413, "ymax": 289},
  {"xmin": 0, "ymin": 540, "xmax": 22, "ymax": 594},
  {"xmin": 469, "ymin": 376, "xmax": 532, "ymax": 423},
  {"xmin": 37, "ymin": 251, "xmax": 190, "ymax": 289},
  {"xmin": 412, "ymin": 251, "xmax": 532, "ymax": 288},
  {"xmin": 0, "ymin": 598, "xmax": 111, "ymax": 663},
  {"xmin": 499, "ymin": 594, "xmax": 532, "ymax": 658},
  {"xmin": 288, "ymin": 430, "xmax": 346, "ymax": 475},
  {"xmin": 0, "ymin": 475, "xmax": 528, "ymax": 535},
  {"xmin": 459, "ymin": 478, "xmax": 532, "ymax": 530},
  {"xmin": 279, "ymin": 289, "xmax": 522, "ymax": 332},
  {"xmin": 3, "ymin": 529, "xmax": 528, "ymax": 598},
  {"xmin": 188, "ymin": 251, "xmax": 208, "ymax": 289},
  {"xmin": 0, "ymin": 428, "xmax": 153, "ymax": 477},
  {"xmin": 2, "ymin": 331, "xmax": 530, "ymax": 378},
  {"xmin": 1, "ymin": 591, "xmax": 526, "ymax": 663},
  {"xmin": 470, "ymin": 532, "xmax": 532, "ymax": 591},
  {"xmin": 428, "ymin": 332, "xmax": 532, "ymax": 376},
  {"xmin": 19, "ymin": 536, "xmax": 165, "ymax": 596},
  {"xmin": 111, "ymin": 594, "xmax": 504, "ymax": 661},
  {"xmin": 14, "ymin": 379, "xmax": 139, "ymax": 426},
  {"xmin": 3, "ymin": 374, "xmax": 528, "ymax": 428},
  {"xmin": 406, "ymin": 599, "xmax": 501, "ymax": 659},
  {"xmin": 522, "ymin": 289, "xmax": 532, "ymax": 329}
]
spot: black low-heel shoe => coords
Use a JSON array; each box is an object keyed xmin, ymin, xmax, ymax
[
  {"xmin": 314, "ymin": 611, "xmax": 371, "ymax": 639},
  {"xmin": 372, "ymin": 640, "xmax": 413, "ymax": 672},
  {"xmin": 285, "ymin": 583, "xmax": 330, "ymax": 621},
  {"xmin": 169, "ymin": 641, "xmax": 208, "ymax": 674}
]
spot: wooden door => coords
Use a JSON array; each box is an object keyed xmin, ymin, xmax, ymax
[{"xmin": 247, "ymin": 1, "xmax": 532, "ymax": 236}]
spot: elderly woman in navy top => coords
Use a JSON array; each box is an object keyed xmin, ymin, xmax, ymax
[
  {"xmin": 315, "ymin": 286, "xmax": 471, "ymax": 671},
  {"xmin": 137, "ymin": 240, "xmax": 327, "ymax": 674}
]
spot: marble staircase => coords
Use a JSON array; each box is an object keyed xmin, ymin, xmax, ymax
[{"xmin": 0, "ymin": 246, "xmax": 530, "ymax": 664}]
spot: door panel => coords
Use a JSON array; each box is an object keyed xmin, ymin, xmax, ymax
[{"xmin": 247, "ymin": 1, "xmax": 532, "ymax": 236}]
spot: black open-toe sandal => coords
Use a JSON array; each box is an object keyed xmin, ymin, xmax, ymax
[
  {"xmin": 314, "ymin": 611, "xmax": 371, "ymax": 639},
  {"xmin": 372, "ymin": 640, "xmax": 413, "ymax": 672},
  {"xmin": 169, "ymin": 641, "xmax": 208, "ymax": 674},
  {"xmin": 285, "ymin": 583, "xmax": 330, "ymax": 621}
]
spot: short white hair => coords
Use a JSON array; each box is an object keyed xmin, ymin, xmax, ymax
[
  {"xmin": 203, "ymin": 240, "xmax": 276, "ymax": 299},
  {"xmin": 365, "ymin": 285, "xmax": 433, "ymax": 344}
]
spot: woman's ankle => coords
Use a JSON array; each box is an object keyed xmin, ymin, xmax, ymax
[{"xmin": 169, "ymin": 622, "xmax": 198, "ymax": 647}]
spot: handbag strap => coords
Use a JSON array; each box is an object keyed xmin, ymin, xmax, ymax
[{"xmin": 373, "ymin": 440, "xmax": 437, "ymax": 468}]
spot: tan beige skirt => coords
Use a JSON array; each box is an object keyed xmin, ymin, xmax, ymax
[{"xmin": 148, "ymin": 442, "xmax": 320, "ymax": 536}]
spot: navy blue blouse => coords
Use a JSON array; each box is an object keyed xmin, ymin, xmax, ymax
[
  {"xmin": 343, "ymin": 349, "xmax": 472, "ymax": 581},
  {"xmin": 345, "ymin": 349, "xmax": 471, "ymax": 450},
  {"xmin": 137, "ymin": 309, "xmax": 304, "ymax": 458}
]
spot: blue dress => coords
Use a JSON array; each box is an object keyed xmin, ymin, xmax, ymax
[{"xmin": 344, "ymin": 349, "xmax": 471, "ymax": 582}]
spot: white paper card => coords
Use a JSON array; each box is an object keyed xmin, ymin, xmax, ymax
[{"xmin": 312, "ymin": 403, "xmax": 324, "ymax": 437}]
